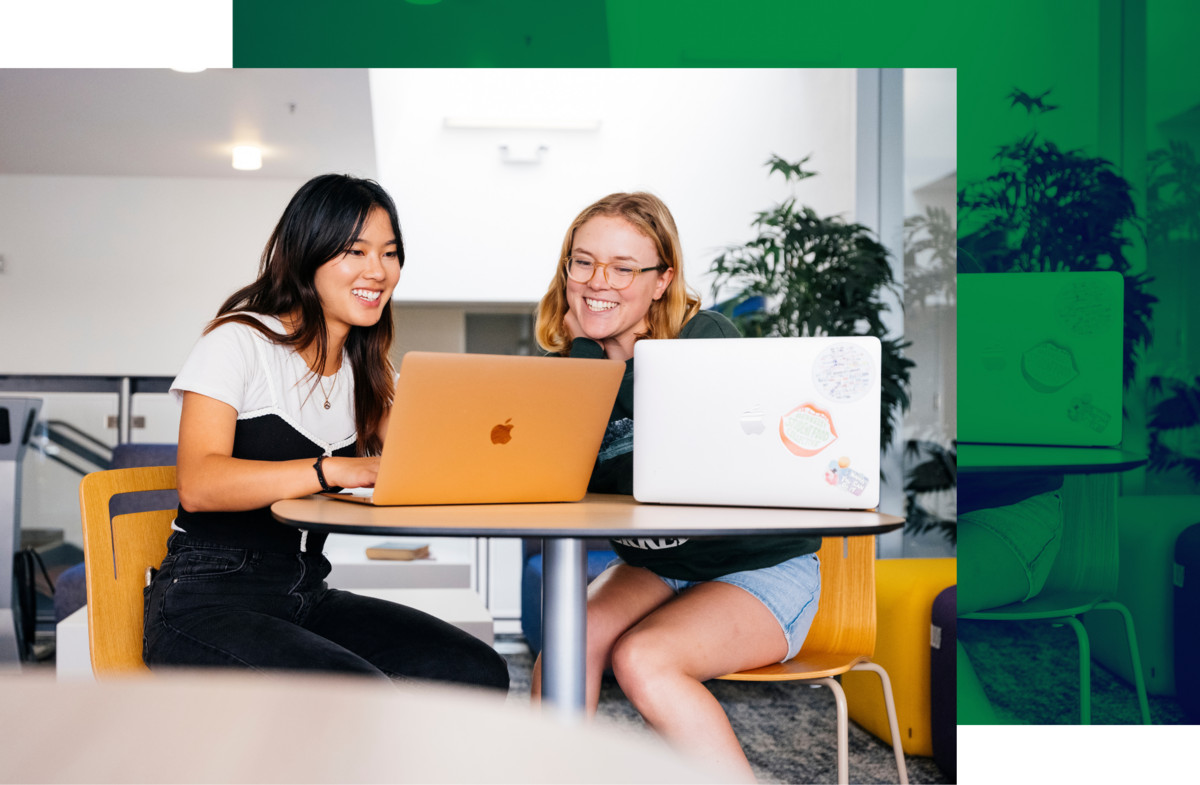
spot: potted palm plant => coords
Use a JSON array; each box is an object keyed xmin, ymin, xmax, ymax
[{"xmin": 708, "ymin": 155, "xmax": 914, "ymax": 458}]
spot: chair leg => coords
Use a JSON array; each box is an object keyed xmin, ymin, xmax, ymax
[
  {"xmin": 851, "ymin": 661, "xmax": 910, "ymax": 784},
  {"xmin": 812, "ymin": 677, "xmax": 849, "ymax": 785},
  {"xmin": 1057, "ymin": 616, "xmax": 1091, "ymax": 725},
  {"xmin": 1094, "ymin": 600, "xmax": 1153, "ymax": 725}
]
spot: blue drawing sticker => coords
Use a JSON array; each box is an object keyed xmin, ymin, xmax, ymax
[{"xmin": 812, "ymin": 343, "xmax": 873, "ymax": 403}]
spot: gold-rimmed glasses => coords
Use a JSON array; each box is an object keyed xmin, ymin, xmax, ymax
[{"xmin": 565, "ymin": 257, "xmax": 667, "ymax": 290}]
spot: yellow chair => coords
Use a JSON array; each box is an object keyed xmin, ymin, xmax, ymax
[
  {"xmin": 79, "ymin": 466, "xmax": 176, "ymax": 679},
  {"xmin": 718, "ymin": 537, "xmax": 909, "ymax": 785},
  {"xmin": 960, "ymin": 474, "xmax": 1151, "ymax": 724},
  {"xmin": 841, "ymin": 557, "xmax": 956, "ymax": 755}
]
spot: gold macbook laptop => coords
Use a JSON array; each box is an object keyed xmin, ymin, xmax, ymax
[{"xmin": 324, "ymin": 351, "xmax": 624, "ymax": 505}]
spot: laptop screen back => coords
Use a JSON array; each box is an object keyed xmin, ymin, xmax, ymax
[
  {"xmin": 959, "ymin": 271, "xmax": 1123, "ymax": 446},
  {"xmin": 372, "ymin": 352, "xmax": 624, "ymax": 505},
  {"xmin": 633, "ymin": 336, "xmax": 882, "ymax": 509}
]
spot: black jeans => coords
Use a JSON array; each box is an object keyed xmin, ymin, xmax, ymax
[{"xmin": 143, "ymin": 533, "xmax": 509, "ymax": 691}]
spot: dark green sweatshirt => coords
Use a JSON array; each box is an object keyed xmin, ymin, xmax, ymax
[{"xmin": 566, "ymin": 310, "xmax": 822, "ymax": 581}]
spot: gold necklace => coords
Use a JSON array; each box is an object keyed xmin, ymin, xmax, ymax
[{"xmin": 317, "ymin": 372, "xmax": 334, "ymax": 410}]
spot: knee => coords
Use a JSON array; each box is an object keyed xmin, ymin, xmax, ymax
[
  {"xmin": 611, "ymin": 631, "xmax": 674, "ymax": 702},
  {"xmin": 440, "ymin": 636, "xmax": 510, "ymax": 692}
]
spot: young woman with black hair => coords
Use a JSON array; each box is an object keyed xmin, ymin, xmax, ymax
[{"xmin": 142, "ymin": 174, "xmax": 509, "ymax": 690}]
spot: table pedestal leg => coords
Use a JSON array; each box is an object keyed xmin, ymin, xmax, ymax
[{"xmin": 542, "ymin": 537, "xmax": 587, "ymax": 723}]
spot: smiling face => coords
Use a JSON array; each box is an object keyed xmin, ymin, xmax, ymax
[
  {"xmin": 565, "ymin": 215, "xmax": 674, "ymax": 352},
  {"xmin": 313, "ymin": 207, "xmax": 401, "ymax": 337}
]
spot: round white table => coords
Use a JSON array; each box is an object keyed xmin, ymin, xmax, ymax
[{"xmin": 272, "ymin": 493, "xmax": 904, "ymax": 723}]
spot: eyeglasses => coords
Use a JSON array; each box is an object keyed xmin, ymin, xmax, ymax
[{"xmin": 565, "ymin": 257, "xmax": 667, "ymax": 290}]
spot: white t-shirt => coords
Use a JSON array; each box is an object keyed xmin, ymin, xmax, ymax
[{"xmin": 170, "ymin": 313, "xmax": 357, "ymax": 455}]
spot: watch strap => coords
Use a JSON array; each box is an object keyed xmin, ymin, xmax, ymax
[{"xmin": 313, "ymin": 454, "xmax": 343, "ymax": 494}]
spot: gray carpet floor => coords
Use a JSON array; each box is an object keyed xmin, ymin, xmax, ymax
[
  {"xmin": 960, "ymin": 618, "xmax": 1189, "ymax": 725},
  {"xmin": 498, "ymin": 640, "xmax": 951, "ymax": 784}
]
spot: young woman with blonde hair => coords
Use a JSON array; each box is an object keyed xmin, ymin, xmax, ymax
[{"xmin": 530, "ymin": 192, "xmax": 822, "ymax": 782}]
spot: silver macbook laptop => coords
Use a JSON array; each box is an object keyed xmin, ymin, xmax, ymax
[
  {"xmin": 633, "ymin": 336, "xmax": 882, "ymax": 509},
  {"xmin": 959, "ymin": 272, "xmax": 1123, "ymax": 446}
]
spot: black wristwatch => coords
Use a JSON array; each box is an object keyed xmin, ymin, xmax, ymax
[{"xmin": 313, "ymin": 455, "xmax": 344, "ymax": 493}]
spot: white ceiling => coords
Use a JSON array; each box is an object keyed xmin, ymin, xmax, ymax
[{"xmin": 0, "ymin": 69, "xmax": 376, "ymax": 179}]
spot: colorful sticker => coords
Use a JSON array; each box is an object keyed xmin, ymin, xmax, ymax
[
  {"xmin": 1021, "ymin": 341, "xmax": 1079, "ymax": 393},
  {"xmin": 825, "ymin": 457, "xmax": 869, "ymax": 496},
  {"xmin": 1067, "ymin": 393, "xmax": 1111, "ymax": 433},
  {"xmin": 1056, "ymin": 278, "xmax": 1116, "ymax": 336},
  {"xmin": 780, "ymin": 403, "xmax": 837, "ymax": 457},
  {"xmin": 812, "ymin": 343, "xmax": 873, "ymax": 403}
]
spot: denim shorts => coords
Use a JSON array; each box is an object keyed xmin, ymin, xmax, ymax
[
  {"xmin": 959, "ymin": 489, "xmax": 1063, "ymax": 602},
  {"xmin": 607, "ymin": 553, "xmax": 821, "ymax": 662}
]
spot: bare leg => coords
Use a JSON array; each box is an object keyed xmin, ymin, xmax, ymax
[
  {"xmin": 611, "ymin": 582, "xmax": 789, "ymax": 783},
  {"xmin": 531, "ymin": 564, "xmax": 675, "ymax": 716},
  {"xmin": 956, "ymin": 519, "xmax": 1032, "ymax": 724}
]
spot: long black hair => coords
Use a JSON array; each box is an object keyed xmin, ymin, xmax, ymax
[{"xmin": 208, "ymin": 174, "xmax": 404, "ymax": 456}]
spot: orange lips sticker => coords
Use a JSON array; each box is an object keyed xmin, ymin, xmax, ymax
[{"xmin": 779, "ymin": 403, "xmax": 838, "ymax": 457}]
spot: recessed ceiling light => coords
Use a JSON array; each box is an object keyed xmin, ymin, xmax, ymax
[
  {"xmin": 171, "ymin": 67, "xmax": 207, "ymax": 73},
  {"xmin": 232, "ymin": 146, "xmax": 262, "ymax": 171}
]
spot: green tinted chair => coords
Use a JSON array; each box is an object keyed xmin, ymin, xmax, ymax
[{"xmin": 961, "ymin": 474, "xmax": 1151, "ymax": 724}]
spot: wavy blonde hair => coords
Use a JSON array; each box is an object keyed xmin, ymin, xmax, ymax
[{"xmin": 536, "ymin": 192, "xmax": 701, "ymax": 355}]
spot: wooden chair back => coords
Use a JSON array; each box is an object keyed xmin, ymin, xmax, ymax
[
  {"xmin": 78, "ymin": 466, "xmax": 176, "ymax": 678},
  {"xmin": 722, "ymin": 535, "xmax": 876, "ymax": 680},
  {"xmin": 1041, "ymin": 474, "xmax": 1119, "ymax": 598},
  {"xmin": 801, "ymin": 535, "xmax": 877, "ymax": 657}
]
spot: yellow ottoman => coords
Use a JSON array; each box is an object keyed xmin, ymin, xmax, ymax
[{"xmin": 841, "ymin": 557, "xmax": 956, "ymax": 756}]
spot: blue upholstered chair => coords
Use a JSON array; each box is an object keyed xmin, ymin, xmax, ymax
[{"xmin": 521, "ymin": 538, "xmax": 616, "ymax": 654}]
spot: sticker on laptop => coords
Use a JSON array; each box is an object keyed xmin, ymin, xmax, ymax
[
  {"xmin": 780, "ymin": 403, "xmax": 837, "ymax": 457},
  {"xmin": 1067, "ymin": 393, "xmax": 1111, "ymax": 433},
  {"xmin": 825, "ymin": 456, "xmax": 869, "ymax": 496},
  {"xmin": 1021, "ymin": 340, "xmax": 1079, "ymax": 393},
  {"xmin": 1056, "ymin": 278, "xmax": 1117, "ymax": 336},
  {"xmin": 812, "ymin": 343, "xmax": 873, "ymax": 403}
]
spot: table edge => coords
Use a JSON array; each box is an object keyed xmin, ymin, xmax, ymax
[{"xmin": 269, "ymin": 519, "xmax": 907, "ymax": 539}]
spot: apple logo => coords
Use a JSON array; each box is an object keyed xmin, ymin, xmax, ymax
[
  {"xmin": 491, "ymin": 418, "xmax": 514, "ymax": 445},
  {"xmin": 740, "ymin": 405, "xmax": 766, "ymax": 436}
]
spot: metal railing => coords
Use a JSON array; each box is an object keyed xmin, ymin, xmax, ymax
[{"xmin": 0, "ymin": 375, "xmax": 173, "ymax": 446}]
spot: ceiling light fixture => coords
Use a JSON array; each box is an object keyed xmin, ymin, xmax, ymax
[
  {"xmin": 232, "ymin": 146, "xmax": 262, "ymax": 171},
  {"xmin": 444, "ymin": 118, "xmax": 601, "ymax": 131},
  {"xmin": 170, "ymin": 67, "xmax": 207, "ymax": 73}
]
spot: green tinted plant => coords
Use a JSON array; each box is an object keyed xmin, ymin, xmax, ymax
[
  {"xmin": 708, "ymin": 155, "xmax": 914, "ymax": 453},
  {"xmin": 1147, "ymin": 141, "xmax": 1200, "ymax": 245},
  {"xmin": 1146, "ymin": 374, "xmax": 1200, "ymax": 483},
  {"xmin": 1143, "ymin": 140, "xmax": 1200, "ymax": 484},
  {"xmin": 957, "ymin": 89, "xmax": 1156, "ymax": 389}
]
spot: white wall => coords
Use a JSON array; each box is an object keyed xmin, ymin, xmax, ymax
[
  {"xmin": 0, "ymin": 174, "xmax": 306, "ymax": 376},
  {"xmin": 371, "ymin": 68, "xmax": 856, "ymax": 306}
]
